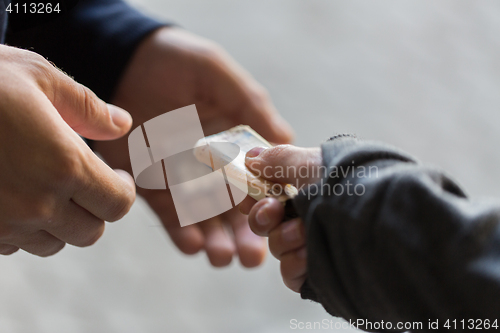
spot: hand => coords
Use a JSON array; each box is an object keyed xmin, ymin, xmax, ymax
[
  {"xmin": 0, "ymin": 45, "xmax": 136, "ymax": 257},
  {"xmin": 241, "ymin": 145, "xmax": 322, "ymax": 291},
  {"xmin": 93, "ymin": 27, "xmax": 294, "ymax": 267}
]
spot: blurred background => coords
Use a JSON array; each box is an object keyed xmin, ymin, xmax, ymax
[{"xmin": 2, "ymin": 0, "xmax": 500, "ymax": 332}]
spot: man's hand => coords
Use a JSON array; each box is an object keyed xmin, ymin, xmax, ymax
[
  {"xmin": 93, "ymin": 27, "xmax": 294, "ymax": 267},
  {"xmin": 241, "ymin": 145, "xmax": 322, "ymax": 291},
  {"xmin": 0, "ymin": 45, "xmax": 136, "ymax": 256}
]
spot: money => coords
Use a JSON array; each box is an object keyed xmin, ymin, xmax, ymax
[{"xmin": 194, "ymin": 125, "xmax": 297, "ymax": 202}]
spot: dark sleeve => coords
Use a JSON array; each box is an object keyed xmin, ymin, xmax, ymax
[
  {"xmin": 293, "ymin": 135, "xmax": 500, "ymax": 332},
  {"xmin": 5, "ymin": 0, "xmax": 167, "ymax": 102}
]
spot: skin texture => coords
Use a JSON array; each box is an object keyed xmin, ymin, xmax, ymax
[
  {"xmin": 242, "ymin": 145, "xmax": 322, "ymax": 292},
  {"xmin": 93, "ymin": 27, "xmax": 294, "ymax": 268},
  {"xmin": 0, "ymin": 44, "xmax": 136, "ymax": 257}
]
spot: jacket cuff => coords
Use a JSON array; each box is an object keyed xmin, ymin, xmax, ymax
[
  {"xmin": 6, "ymin": 0, "xmax": 169, "ymax": 102},
  {"xmin": 300, "ymin": 279, "xmax": 319, "ymax": 302}
]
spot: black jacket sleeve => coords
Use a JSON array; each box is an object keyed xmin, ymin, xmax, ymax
[
  {"xmin": 5, "ymin": 0, "xmax": 166, "ymax": 101},
  {"xmin": 294, "ymin": 135, "xmax": 500, "ymax": 332}
]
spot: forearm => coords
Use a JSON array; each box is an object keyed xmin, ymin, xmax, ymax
[
  {"xmin": 6, "ymin": 0, "xmax": 167, "ymax": 101},
  {"xmin": 295, "ymin": 136, "xmax": 500, "ymax": 331}
]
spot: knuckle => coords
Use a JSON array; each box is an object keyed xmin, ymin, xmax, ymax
[
  {"xmin": 77, "ymin": 86, "xmax": 103, "ymax": 129},
  {"xmin": 263, "ymin": 144, "xmax": 293, "ymax": 162},
  {"xmin": 106, "ymin": 191, "xmax": 135, "ymax": 222},
  {"xmin": 26, "ymin": 49, "xmax": 48, "ymax": 64},
  {"xmin": 27, "ymin": 197, "xmax": 56, "ymax": 222},
  {"xmin": 280, "ymin": 259, "xmax": 293, "ymax": 282},
  {"xmin": 282, "ymin": 275, "xmax": 301, "ymax": 293},
  {"xmin": 268, "ymin": 239, "xmax": 280, "ymax": 259},
  {"xmin": 0, "ymin": 245, "xmax": 19, "ymax": 255},
  {"xmin": 0, "ymin": 225, "xmax": 16, "ymax": 242},
  {"xmin": 23, "ymin": 49, "xmax": 49, "ymax": 68},
  {"xmin": 268, "ymin": 226, "xmax": 288, "ymax": 258},
  {"xmin": 38, "ymin": 241, "xmax": 65, "ymax": 257},
  {"xmin": 25, "ymin": 52, "xmax": 58, "ymax": 91},
  {"xmin": 45, "ymin": 148, "xmax": 83, "ymax": 186},
  {"xmin": 34, "ymin": 204, "xmax": 53, "ymax": 222},
  {"xmin": 77, "ymin": 223, "xmax": 105, "ymax": 247}
]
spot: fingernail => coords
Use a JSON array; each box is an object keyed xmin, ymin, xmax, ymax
[
  {"xmin": 108, "ymin": 104, "xmax": 132, "ymax": 129},
  {"xmin": 255, "ymin": 204, "xmax": 270, "ymax": 226},
  {"xmin": 282, "ymin": 221, "xmax": 301, "ymax": 243},
  {"xmin": 246, "ymin": 147, "xmax": 267, "ymax": 159}
]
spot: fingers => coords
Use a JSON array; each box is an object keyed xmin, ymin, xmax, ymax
[
  {"xmin": 71, "ymin": 164, "xmax": 136, "ymax": 223},
  {"xmin": 180, "ymin": 27, "xmax": 293, "ymax": 144},
  {"xmin": 0, "ymin": 47, "xmax": 133, "ymax": 258},
  {"xmin": 0, "ymin": 201, "xmax": 105, "ymax": 256},
  {"xmin": 0, "ymin": 244, "xmax": 19, "ymax": 255},
  {"xmin": 32, "ymin": 59, "xmax": 137, "ymax": 223},
  {"xmin": 14, "ymin": 231, "xmax": 66, "ymax": 257},
  {"xmin": 238, "ymin": 95, "xmax": 295, "ymax": 145},
  {"xmin": 165, "ymin": 225, "xmax": 205, "ymax": 255},
  {"xmin": 246, "ymin": 145, "xmax": 322, "ymax": 186},
  {"xmin": 229, "ymin": 209, "xmax": 267, "ymax": 268},
  {"xmin": 28, "ymin": 95, "xmax": 136, "ymax": 224},
  {"xmin": 43, "ymin": 66, "xmax": 132, "ymax": 140},
  {"xmin": 44, "ymin": 200, "xmax": 105, "ymax": 247},
  {"xmin": 141, "ymin": 189, "xmax": 204, "ymax": 255},
  {"xmin": 198, "ymin": 217, "xmax": 235, "ymax": 267},
  {"xmin": 142, "ymin": 189, "xmax": 266, "ymax": 268},
  {"xmin": 239, "ymin": 195, "xmax": 257, "ymax": 215},
  {"xmin": 248, "ymin": 197, "xmax": 308, "ymax": 293},
  {"xmin": 268, "ymin": 218, "xmax": 305, "ymax": 259},
  {"xmin": 280, "ymin": 247, "xmax": 307, "ymax": 293},
  {"xmin": 248, "ymin": 198, "xmax": 284, "ymax": 236},
  {"xmin": 1, "ymin": 200, "xmax": 106, "ymax": 257},
  {"xmin": 211, "ymin": 50, "xmax": 295, "ymax": 144}
]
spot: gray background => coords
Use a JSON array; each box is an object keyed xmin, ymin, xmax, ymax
[{"xmin": 2, "ymin": 0, "xmax": 500, "ymax": 332}]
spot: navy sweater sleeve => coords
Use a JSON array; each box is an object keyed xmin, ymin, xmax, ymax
[
  {"xmin": 0, "ymin": 0, "xmax": 7, "ymax": 44},
  {"xmin": 5, "ymin": 0, "xmax": 166, "ymax": 101},
  {"xmin": 294, "ymin": 136, "xmax": 500, "ymax": 332}
]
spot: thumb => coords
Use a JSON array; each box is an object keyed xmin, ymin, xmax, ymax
[
  {"xmin": 45, "ymin": 71, "xmax": 132, "ymax": 140},
  {"xmin": 245, "ymin": 145, "xmax": 322, "ymax": 186}
]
